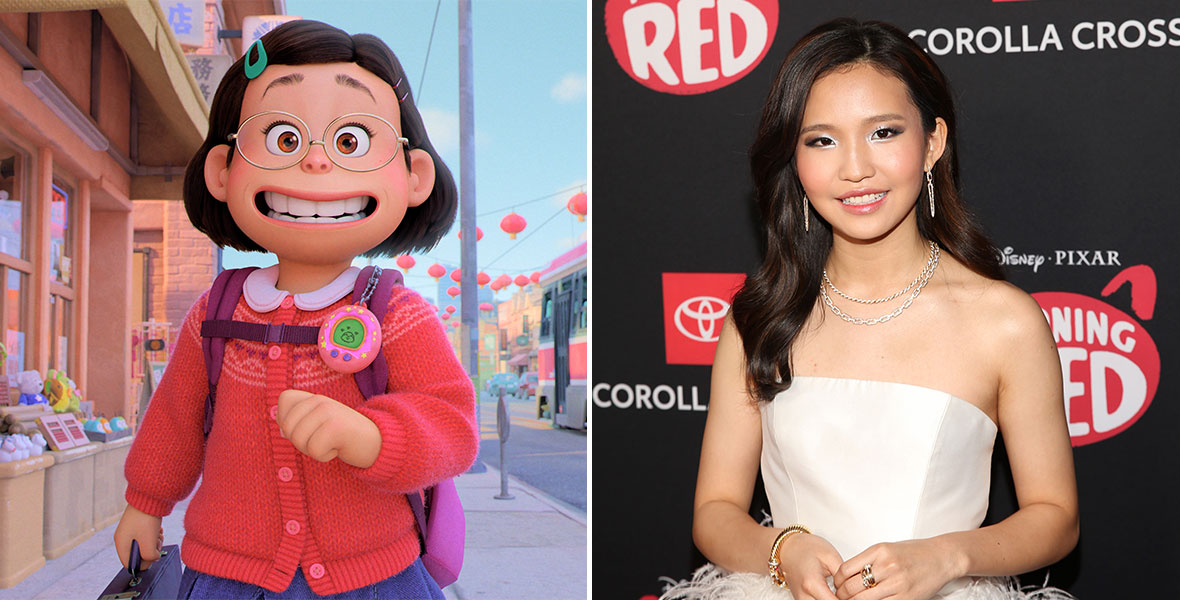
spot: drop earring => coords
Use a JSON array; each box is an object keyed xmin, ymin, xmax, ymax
[
  {"xmin": 803, "ymin": 195, "xmax": 810, "ymax": 232},
  {"xmin": 925, "ymin": 170, "xmax": 935, "ymax": 218}
]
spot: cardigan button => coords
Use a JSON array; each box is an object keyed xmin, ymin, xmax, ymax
[
  {"xmin": 308, "ymin": 563, "xmax": 325, "ymax": 579},
  {"xmin": 268, "ymin": 345, "xmax": 282, "ymax": 360},
  {"xmin": 270, "ymin": 405, "xmax": 278, "ymax": 420},
  {"xmin": 285, "ymin": 520, "xmax": 300, "ymax": 535},
  {"xmin": 278, "ymin": 467, "xmax": 293, "ymax": 482},
  {"xmin": 280, "ymin": 295, "xmax": 294, "ymax": 309}
]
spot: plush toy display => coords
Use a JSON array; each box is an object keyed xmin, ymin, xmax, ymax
[
  {"xmin": 15, "ymin": 370, "xmax": 47, "ymax": 406},
  {"xmin": 43, "ymin": 369, "xmax": 83, "ymax": 413},
  {"xmin": 29, "ymin": 431, "xmax": 46, "ymax": 455},
  {"xmin": 0, "ymin": 433, "xmax": 44, "ymax": 462},
  {"xmin": 0, "ymin": 436, "xmax": 17, "ymax": 462},
  {"xmin": 83, "ymin": 414, "xmax": 132, "ymax": 442}
]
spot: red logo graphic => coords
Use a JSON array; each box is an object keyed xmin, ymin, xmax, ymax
[
  {"xmin": 1033, "ymin": 265, "xmax": 1159, "ymax": 447},
  {"xmin": 604, "ymin": 0, "xmax": 779, "ymax": 95},
  {"xmin": 662, "ymin": 273, "xmax": 746, "ymax": 365}
]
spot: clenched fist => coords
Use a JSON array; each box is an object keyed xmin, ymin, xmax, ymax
[{"xmin": 276, "ymin": 390, "xmax": 382, "ymax": 468}]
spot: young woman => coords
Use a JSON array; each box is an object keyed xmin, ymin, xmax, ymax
[
  {"xmin": 113, "ymin": 20, "xmax": 476, "ymax": 599},
  {"xmin": 666, "ymin": 19, "xmax": 1078, "ymax": 600}
]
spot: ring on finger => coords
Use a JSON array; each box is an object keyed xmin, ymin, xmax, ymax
[{"xmin": 861, "ymin": 563, "xmax": 877, "ymax": 589}]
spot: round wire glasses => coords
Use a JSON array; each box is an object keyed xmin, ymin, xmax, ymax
[{"xmin": 227, "ymin": 110, "xmax": 410, "ymax": 172}]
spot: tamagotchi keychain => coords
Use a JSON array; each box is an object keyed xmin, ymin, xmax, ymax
[{"xmin": 319, "ymin": 268, "xmax": 383, "ymax": 373}]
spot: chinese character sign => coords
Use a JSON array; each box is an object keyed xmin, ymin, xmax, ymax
[
  {"xmin": 165, "ymin": 0, "xmax": 205, "ymax": 47},
  {"xmin": 241, "ymin": 15, "xmax": 303, "ymax": 56},
  {"xmin": 186, "ymin": 54, "xmax": 232, "ymax": 104}
]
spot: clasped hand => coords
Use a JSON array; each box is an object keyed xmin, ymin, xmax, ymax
[
  {"xmin": 277, "ymin": 390, "xmax": 381, "ymax": 468},
  {"xmin": 780, "ymin": 535, "xmax": 958, "ymax": 600}
]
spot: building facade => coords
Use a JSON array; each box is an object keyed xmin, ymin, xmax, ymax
[
  {"xmin": 497, "ymin": 284, "xmax": 542, "ymax": 375},
  {"xmin": 0, "ymin": 2, "xmax": 205, "ymax": 421},
  {"xmin": 0, "ymin": 0, "xmax": 282, "ymax": 424}
]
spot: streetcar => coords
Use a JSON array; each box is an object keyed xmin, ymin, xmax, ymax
[{"xmin": 536, "ymin": 241, "xmax": 587, "ymax": 430}]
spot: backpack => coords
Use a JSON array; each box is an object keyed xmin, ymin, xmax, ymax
[{"xmin": 198, "ymin": 265, "xmax": 465, "ymax": 588}]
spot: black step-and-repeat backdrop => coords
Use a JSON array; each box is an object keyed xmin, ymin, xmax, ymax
[{"xmin": 593, "ymin": 1, "xmax": 1177, "ymax": 598}]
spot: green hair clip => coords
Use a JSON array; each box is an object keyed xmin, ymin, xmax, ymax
[{"xmin": 244, "ymin": 39, "xmax": 268, "ymax": 80}]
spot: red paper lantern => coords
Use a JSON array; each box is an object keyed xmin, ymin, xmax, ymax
[
  {"xmin": 530, "ymin": 271, "xmax": 541, "ymax": 285},
  {"xmin": 440, "ymin": 313, "xmax": 450, "ymax": 320},
  {"xmin": 445, "ymin": 305, "xmax": 456, "ymax": 314},
  {"xmin": 496, "ymin": 274, "xmax": 512, "ymax": 286},
  {"xmin": 479, "ymin": 302, "xmax": 493, "ymax": 312},
  {"xmin": 427, "ymin": 264, "xmax": 446, "ymax": 281},
  {"xmin": 567, "ymin": 192, "xmax": 587, "ymax": 221},
  {"xmin": 490, "ymin": 280, "xmax": 503, "ymax": 291},
  {"xmin": 447, "ymin": 286, "xmax": 460, "ymax": 298},
  {"xmin": 500, "ymin": 212, "xmax": 527, "ymax": 239},
  {"xmin": 477, "ymin": 272, "xmax": 491, "ymax": 287},
  {"xmin": 396, "ymin": 255, "xmax": 416, "ymax": 271},
  {"xmin": 450, "ymin": 268, "xmax": 462, "ymax": 283},
  {"xmin": 514, "ymin": 275, "xmax": 530, "ymax": 288},
  {"xmin": 457, "ymin": 227, "xmax": 484, "ymax": 241}
]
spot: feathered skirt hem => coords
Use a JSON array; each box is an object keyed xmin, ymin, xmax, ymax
[{"xmin": 658, "ymin": 564, "xmax": 1076, "ymax": 600}]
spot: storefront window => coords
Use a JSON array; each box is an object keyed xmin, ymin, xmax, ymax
[
  {"xmin": 4, "ymin": 269, "xmax": 26, "ymax": 374},
  {"xmin": 49, "ymin": 294, "xmax": 71, "ymax": 373},
  {"xmin": 0, "ymin": 142, "xmax": 25, "ymax": 260},
  {"xmin": 50, "ymin": 180, "xmax": 73, "ymax": 284}
]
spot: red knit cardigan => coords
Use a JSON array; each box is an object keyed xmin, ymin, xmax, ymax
[{"xmin": 123, "ymin": 284, "xmax": 478, "ymax": 595}]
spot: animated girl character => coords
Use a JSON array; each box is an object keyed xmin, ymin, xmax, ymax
[{"xmin": 113, "ymin": 20, "xmax": 477, "ymax": 599}]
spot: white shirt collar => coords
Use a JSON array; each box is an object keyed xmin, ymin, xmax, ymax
[{"xmin": 242, "ymin": 265, "xmax": 361, "ymax": 312}]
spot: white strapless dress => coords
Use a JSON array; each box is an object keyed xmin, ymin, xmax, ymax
[{"xmin": 660, "ymin": 377, "xmax": 1074, "ymax": 600}]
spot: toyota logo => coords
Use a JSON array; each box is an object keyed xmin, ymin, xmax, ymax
[{"xmin": 674, "ymin": 296, "xmax": 730, "ymax": 342}]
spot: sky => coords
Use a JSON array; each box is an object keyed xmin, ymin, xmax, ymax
[{"xmin": 222, "ymin": 0, "xmax": 588, "ymax": 306}]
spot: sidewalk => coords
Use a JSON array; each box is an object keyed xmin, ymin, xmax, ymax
[{"xmin": 0, "ymin": 463, "xmax": 585, "ymax": 600}]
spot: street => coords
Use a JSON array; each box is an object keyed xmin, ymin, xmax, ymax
[{"xmin": 475, "ymin": 391, "xmax": 587, "ymax": 511}]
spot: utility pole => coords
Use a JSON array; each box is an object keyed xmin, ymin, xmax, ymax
[{"xmin": 458, "ymin": 0, "xmax": 480, "ymax": 431}]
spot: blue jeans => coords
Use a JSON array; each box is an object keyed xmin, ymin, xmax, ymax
[{"xmin": 178, "ymin": 559, "xmax": 445, "ymax": 599}]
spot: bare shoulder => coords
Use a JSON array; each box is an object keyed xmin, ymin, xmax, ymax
[
  {"xmin": 941, "ymin": 261, "xmax": 1061, "ymax": 410},
  {"xmin": 937, "ymin": 255, "xmax": 1049, "ymax": 345}
]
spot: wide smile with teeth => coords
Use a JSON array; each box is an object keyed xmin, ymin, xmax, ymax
[
  {"xmin": 258, "ymin": 191, "xmax": 376, "ymax": 223},
  {"xmin": 842, "ymin": 192, "xmax": 886, "ymax": 206}
]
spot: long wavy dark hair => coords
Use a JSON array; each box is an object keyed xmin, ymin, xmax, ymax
[{"xmin": 731, "ymin": 18, "xmax": 1004, "ymax": 403}]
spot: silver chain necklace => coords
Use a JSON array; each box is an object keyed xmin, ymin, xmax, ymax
[
  {"xmin": 823, "ymin": 241, "xmax": 938, "ymax": 304},
  {"xmin": 819, "ymin": 243, "xmax": 940, "ymax": 326}
]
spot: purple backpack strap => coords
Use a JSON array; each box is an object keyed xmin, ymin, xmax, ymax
[
  {"xmin": 349, "ymin": 267, "xmax": 429, "ymax": 542},
  {"xmin": 201, "ymin": 267, "xmax": 257, "ymax": 436},
  {"xmin": 351, "ymin": 265, "xmax": 401, "ymax": 399}
]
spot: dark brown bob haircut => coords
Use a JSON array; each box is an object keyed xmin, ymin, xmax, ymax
[{"xmin": 183, "ymin": 20, "xmax": 457, "ymax": 257}]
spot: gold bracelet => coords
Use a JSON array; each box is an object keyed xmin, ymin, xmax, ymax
[{"xmin": 768, "ymin": 524, "xmax": 811, "ymax": 588}]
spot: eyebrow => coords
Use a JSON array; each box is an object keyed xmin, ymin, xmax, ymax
[
  {"xmin": 799, "ymin": 113, "xmax": 907, "ymax": 135},
  {"xmin": 335, "ymin": 74, "xmax": 375, "ymax": 102},
  {"xmin": 261, "ymin": 73, "xmax": 303, "ymax": 97}
]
